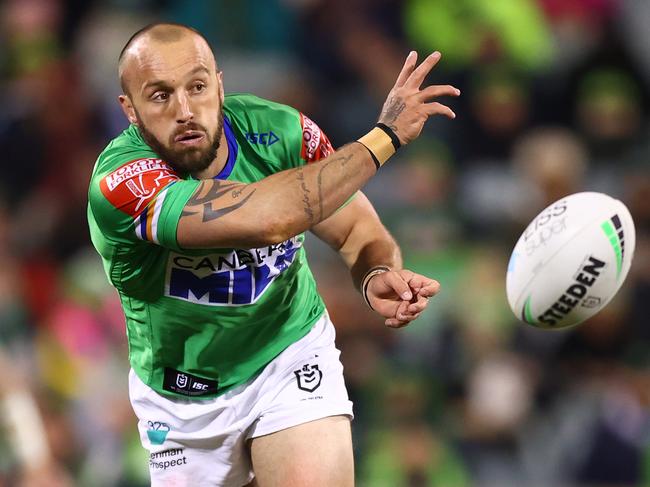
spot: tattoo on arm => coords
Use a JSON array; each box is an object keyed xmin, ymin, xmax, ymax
[
  {"xmin": 316, "ymin": 152, "xmax": 353, "ymax": 220},
  {"xmin": 182, "ymin": 180, "xmax": 256, "ymax": 222},
  {"xmin": 381, "ymin": 94, "xmax": 406, "ymax": 131},
  {"xmin": 184, "ymin": 149, "xmax": 356, "ymax": 227},
  {"xmin": 296, "ymin": 167, "xmax": 315, "ymax": 223}
]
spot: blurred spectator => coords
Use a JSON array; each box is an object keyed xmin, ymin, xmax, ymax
[{"xmin": 403, "ymin": 0, "xmax": 554, "ymax": 72}]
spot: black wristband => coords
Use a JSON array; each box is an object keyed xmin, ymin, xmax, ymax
[{"xmin": 376, "ymin": 123, "xmax": 401, "ymax": 150}]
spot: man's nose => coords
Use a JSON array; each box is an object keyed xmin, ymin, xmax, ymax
[{"xmin": 175, "ymin": 92, "xmax": 194, "ymax": 124}]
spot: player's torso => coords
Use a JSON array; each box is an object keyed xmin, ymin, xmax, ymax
[{"xmin": 89, "ymin": 94, "xmax": 326, "ymax": 398}]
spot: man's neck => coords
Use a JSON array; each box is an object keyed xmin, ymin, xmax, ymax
[{"xmin": 192, "ymin": 128, "xmax": 229, "ymax": 180}]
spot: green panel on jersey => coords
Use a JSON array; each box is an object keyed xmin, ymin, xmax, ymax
[{"xmin": 88, "ymin": 94, "xmax": 329, "ymax": 398}]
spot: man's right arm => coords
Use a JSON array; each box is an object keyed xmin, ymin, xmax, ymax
[{"xmin": 177, "ymin": 51, "xmax": 459, "ymax": 249}]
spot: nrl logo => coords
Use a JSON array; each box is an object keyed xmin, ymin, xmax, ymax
[
  {"xmin": 176, "ymin": 374, "xmax": 188, "ymax": 389},
  {"xmin": 294, "ymin": 364, "xmax": 322, "ymax": 392}
]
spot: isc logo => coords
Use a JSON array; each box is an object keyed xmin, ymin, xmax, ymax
[
  {"xmin": 164, "ymin": 368, "xmax": 219, "ymax": 397},
  {"xmin": 245, "ymin": 131, "xmax": 280, "ymax": 146}
]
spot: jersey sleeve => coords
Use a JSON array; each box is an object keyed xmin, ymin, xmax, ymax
[
  {"xmin": 90, "ymin": 157, "xmax": 200, "ymax": 251},
  {"xmin": 298, "ymin": 113, "xmax": 335, "ymax": 164},
  {"xmin": 295, "ymin": 112, "xmax": 357, "ymax": 208}
]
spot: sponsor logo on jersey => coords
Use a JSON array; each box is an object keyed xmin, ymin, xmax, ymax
[
  {"xmin": 165, "ymin": 237, "xmax": 301, "ymax": 306},
  {"xmin": 146, "ymin": 421, "xmax": 171, "ymax": 445},
  {"xmin": 245, "ymin": 131, "xmax": 280, "ymax": 146},
  {"xmin": 163, "ymin": 368, "xmax": 218, "ymax": 397},
  {"xmin": 100, "ymin": 158, "xmax": 178, "ymax": 217},
  {"xmin": 300, "ymin": 113, "xmax": 334, "ymax": 163},
  {"xmin": 294, "ymin": 364, "xmax": 322, "ymax": 392},
  {"xmin": 149, "ymin": 448, "xmax": 188, "ymax": 470},
  {"xmin": 538, "ymin": 255, "xmax": 606, "ymax": 326}
]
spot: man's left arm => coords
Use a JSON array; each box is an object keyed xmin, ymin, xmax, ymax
[{"xmin": 310, "ymin": 192, "xmax": 440, "ymax": 328}]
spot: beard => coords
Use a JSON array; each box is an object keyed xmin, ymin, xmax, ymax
[{"xmin": 135, "ymin": 110, "xmax": 223, "ymax": 175}]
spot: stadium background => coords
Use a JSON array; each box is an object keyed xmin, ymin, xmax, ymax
[{"xmin": 0, "ymin": 0, "xmax": 649, "ymax": 485}]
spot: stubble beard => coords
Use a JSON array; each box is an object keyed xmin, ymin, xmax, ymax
[{"xmin": 135, "ymin": 110, "xmax": 224, "ymax": 175}]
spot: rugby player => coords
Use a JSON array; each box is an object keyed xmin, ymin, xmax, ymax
[{"xmin": 87, "ymin": 22, "xmax": 459, "ymax": 486}]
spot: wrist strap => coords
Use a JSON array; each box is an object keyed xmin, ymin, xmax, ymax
[
  {"xmin": 357, "ymin": 124, "xmax": 401, "ymax": 170},
  {"xmin": 361, "ymin": 265, "xmax": 391, "ymax": 310},
  {"xmin": 376, "ymin": 123, "xmax": 401, "ymax": 150}
]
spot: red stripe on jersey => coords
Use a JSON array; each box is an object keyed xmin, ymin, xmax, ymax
[
  {"xmin": 99, "ymin": 158, "xmax": 179, "ymax": 217},
  {"xmin": 300, "ymin": 113, "xmax": 334, "ymax": 163}
]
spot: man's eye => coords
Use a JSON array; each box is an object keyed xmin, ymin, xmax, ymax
[
  {"xmin": 193, "ymin": 83, "xmax": 206, "ymax": 93},
  {"xmin": 152, "ymin": 92, "xmax": 169, "ymax": 101}
]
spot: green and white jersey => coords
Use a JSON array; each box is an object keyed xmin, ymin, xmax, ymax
[{"xmin": 88, "ymin": 94, "xmax": 336, "ymax": 399}]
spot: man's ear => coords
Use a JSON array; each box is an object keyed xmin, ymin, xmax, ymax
[
  {"xmin": 218, "ymin": 70, "xmax": 224, "ymax": 105},
  {"xmin": 118, "ymin": 94, "xmax": 138, "ymax": 125}
]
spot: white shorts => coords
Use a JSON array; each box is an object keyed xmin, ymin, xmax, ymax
[{"xmin": 129, "ymin": 313, "xmax": 354, "ymax": 487}]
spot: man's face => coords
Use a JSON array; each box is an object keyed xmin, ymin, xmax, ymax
[{"xmin": 120, "ymin": 35, "xmax": 224, "ymax": 174}]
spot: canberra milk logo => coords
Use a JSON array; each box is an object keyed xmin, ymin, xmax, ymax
[
  {"xmin": 146, "ymin": 421, "xmax": 170, "ymax": 446},
  {"xmin": 164, "ymin": 237, "xmax": 301, "ymax": 306}
]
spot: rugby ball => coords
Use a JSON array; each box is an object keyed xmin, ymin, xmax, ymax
[{"xmin": 506, "ymin": 192, "xmax": 635, "ymax": 329}]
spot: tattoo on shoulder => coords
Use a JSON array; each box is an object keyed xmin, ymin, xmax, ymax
[{"xmin": 182, "ymin": 181, "xmax": 256, "ymax": 222}]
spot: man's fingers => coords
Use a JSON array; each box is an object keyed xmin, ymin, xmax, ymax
[
  {"xmin": 417, "ymin": 279, "xmax": 441, "ymax": 297},
  {"xmin": 383, "ymin": 272, "xmax": 413, "ymax": 301},
  {"xmin": 405, "ymin": 51, "xmax": 441, "ymax": 89},
  {"xmin": 394, "ymin": 51, "xmax": 418, "ymax": 88},
  {"xmin": 407, "ymin": 294, "xmax": 429, "ymax": 314},
  {"xmin": 406, "ymin": 274, "xmax": 440, "ymax": 295},
  {"xmin": 423, "ymin": 102, "xmax": 456, "ymax": 119},
  {"xmin": 386, "ymin": 312, "xmax": 420, "ymax": 328},
  {"xmin": 385, "ymin": 318, "xmax": 407, "ymax": 328},
  {"xmin": 418, "ymin": 84, "xmax": 461, "ymax": 101}
]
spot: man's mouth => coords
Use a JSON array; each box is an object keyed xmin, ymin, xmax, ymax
[{"xmin": 174, "ymin": 131, "xmax": 205, "ymax": 146}]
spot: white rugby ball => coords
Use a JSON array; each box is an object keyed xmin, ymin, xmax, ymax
[{"xmin": 506, "ymin": 192, "xmax": 635, "ymax": 329}]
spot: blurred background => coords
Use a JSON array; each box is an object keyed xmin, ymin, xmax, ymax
[{"xmin": 0, "ymin": 0, "xmax": 649, "ymax": 485}]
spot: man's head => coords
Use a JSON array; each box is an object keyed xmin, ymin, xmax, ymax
[{"xmin": 118, "ymin": 23, "xmax": 224, "ymax": 174}]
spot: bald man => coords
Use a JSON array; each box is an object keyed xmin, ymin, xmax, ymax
[{"xmin": 88, "ymin": 22, "xmax": 459, "ymax": 486}]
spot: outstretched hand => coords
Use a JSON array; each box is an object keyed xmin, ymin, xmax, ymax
[
  {"xmin": 379, "ymin": 51, "xmax": 460, "ymax": 146},
  {"xmin": 366, "ymin": 270, "xmax": 440, "ymax": 328}
]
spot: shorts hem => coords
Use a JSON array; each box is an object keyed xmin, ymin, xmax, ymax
[{"xmin": 247, "ymin": 407, "xmax": 354, "ymax": 440}]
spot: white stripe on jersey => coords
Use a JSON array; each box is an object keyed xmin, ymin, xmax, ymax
[{"xmin": 150, "ymin": 188, "xmax": 167, "ymax": 244}]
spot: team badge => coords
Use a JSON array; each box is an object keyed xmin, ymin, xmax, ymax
[{"xmin": 294, "ymin": 364, "xmax": 323, "ymax": 392}]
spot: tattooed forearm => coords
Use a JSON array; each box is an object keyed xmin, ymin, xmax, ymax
[
  {"xmin": 316, "ymin": 152, "xmax": 354, "ymax": 220},
  {"xmin": 296, "ymin": 167, "xmax": 315, "ymax": 222},
  {"xmin": 182, "ymin": 180, "xmax": 256, "ymax": 222},
  {"xmin": 380, "ymin": 94, "xmax": 406, "ymax": 130}
]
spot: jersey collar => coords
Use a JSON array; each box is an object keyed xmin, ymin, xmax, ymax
[{"xmin": 214, "ymin": 114, "xmax": 238, "ymax": 180}]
